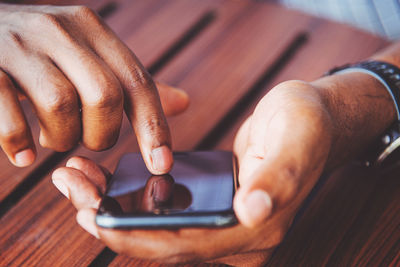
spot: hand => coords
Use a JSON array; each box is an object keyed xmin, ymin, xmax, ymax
[
  {"xmin": 233, "ymin": 80, "xmax": 332, "ymax": 228},
  {"xmin": 0, "ymin": 4, "xmax": 188, "ymax": 173},
  {"xmin": 52, "ymin": 80, "xmax": 335, "ymax": 266}
]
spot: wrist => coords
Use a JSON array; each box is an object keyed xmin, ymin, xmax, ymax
[{"xmin": 311, "ymin": 71, "xmax": 396, "ymax": 168}]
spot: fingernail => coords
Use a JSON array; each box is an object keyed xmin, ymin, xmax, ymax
[
  {"xmin": 244, "ymin": 190, "xmax": 272, "ymax": 227},
  {"xmin": 52, "ymin": 179, "xmax": 70, "ymax": 199},
  {"xmin": 14, "ymin": 149, "xmax": 35, "ymax": 167},
  {"xmin": 151, "ymin": 146, "xmax": 173, "ymax": 173},
  {"xmin": 77, "ymin": 211, "xmax": 99, "ymax": 239}
]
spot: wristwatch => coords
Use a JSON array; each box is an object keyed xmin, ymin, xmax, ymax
[{"xmin": 327, "ymin": 60, "xmax": 400, "ymax": 166}]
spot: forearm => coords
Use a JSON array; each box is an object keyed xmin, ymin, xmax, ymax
[{"xmin": 311, "ymin": 42, "xmax": 400, "ymax": 169}]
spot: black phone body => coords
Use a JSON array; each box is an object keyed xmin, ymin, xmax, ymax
[{"xmin": 96, "ymin": 151, "xmax": 238, "ymax": 229}]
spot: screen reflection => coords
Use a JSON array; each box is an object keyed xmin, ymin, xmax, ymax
[
  {"xmin": 101, "ymin": 174, "xmax": 192, "ymax": 215},
  {"xmin": 101, "ymin": 151, "xmax": 235, "ymax": 216}
]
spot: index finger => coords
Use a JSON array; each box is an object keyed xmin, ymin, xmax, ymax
[{"xmin": 73, "ymin": 10, "xmax": 172, "ymax": 175}]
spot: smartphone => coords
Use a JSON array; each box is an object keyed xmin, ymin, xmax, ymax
[{"xmin": 96, "ymin": 151, "xmax": 238, "ymax": 229}]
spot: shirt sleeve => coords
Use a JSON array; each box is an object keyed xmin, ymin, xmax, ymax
[{"xmin": 278, "ymin": 0, "xmax": 400, "ymax": 40}]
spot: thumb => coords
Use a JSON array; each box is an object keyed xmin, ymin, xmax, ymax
[
  {"xmin": 155, "ymin": 82, "xmax": 189, "ymax": 116},
  {"xmin": 232, "ymin": 81, "xmax": 333, "ymax": 228},
  {"xmin": 234, "ymin": 153, "xmax": 301, "ymax": 228}
]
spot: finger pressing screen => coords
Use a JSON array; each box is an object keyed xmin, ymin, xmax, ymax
[{"xmin": 74, "ymin": 11, "xmax": 173, "ymax": 174}]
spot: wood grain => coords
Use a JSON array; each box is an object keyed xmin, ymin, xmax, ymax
[{"xmin": 265, "ymin": 163, "xmax": 400, "ymax": 266}]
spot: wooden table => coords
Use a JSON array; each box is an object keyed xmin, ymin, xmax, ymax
[{"xmin": 0, "ymin": 0, "xmax": 398, "ymax": 266}]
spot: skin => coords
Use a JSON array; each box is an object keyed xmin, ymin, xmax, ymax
[{"xmin": 0, "ymin": 4, "xmax": 189, "ymax": 173}]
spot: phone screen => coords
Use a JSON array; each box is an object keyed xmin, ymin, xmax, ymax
[{"xmin": 97, "ymin": 151, "xmax": 237, "ymax": 228}]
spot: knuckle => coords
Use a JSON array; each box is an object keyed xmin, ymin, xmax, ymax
[
  {"xmin": 3, "ymin": 30, "xmax": 25, "ymax": 49},
  {"xmin": 72, "ymin": 5, "xmax": 103, "ymax": 27},
  {"xmin": 0, "ymin": 123, "xmax": 29, "ymax": 145},
  {"xmin": 278, "ymin": 166, "xmax": 300, "ymax": 204},
  {"xmin": 127, "ymin": 68, "xmax": 154, "ymax": 92},
  {"xmin": 41, "ymin": 91, "xmax": 77, "ymax": 114},
  {"xmin": 282, "ymin": 165, "xmax": 299, "ymax": 184},
  {"xmin": 266, "ymin": 227, "xmax": 287, "ymax": 249},
  {"xmin": 32, "ymin": 13, "xmax": 62, "ymax": 29},
  {"xmin": 86, "ymin": 91, "xmax": 119, "ymax": 110},
  {"xmin": 30, "ymin": 13, "xmax": 75, "ymax": 43},
  {"xmin": 268, "ymin": 80, "xmax": 313, "ymax": 103},
  {"xmin": 73, "ymin": 6, "xmax": 96, "ymax": 19},
  {"xmin": 39, "ymin": 122, "xmax": 80, "ymax": 152},
  {"xmin": 85, "ymin": 83, "xmax": 122, "ymax": 110},
  {"xmin": 277, "ymin": 79, "xmax": 309, "ymax": 89},
  {"xmin": 83, "ymin": 135, "xmax": 118, "ymax": 152}
]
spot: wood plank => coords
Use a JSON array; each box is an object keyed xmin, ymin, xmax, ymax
[
  {"xmin": 265, "ymin": 163, "xmax": 400, "ymax": 266},
  {"xmin": 106, "ymin": 0, "xmax": 218, "ymax": 67},
  {"xmin": 324, "ymin": 166, "xmax": 399, "ymax": 266}
]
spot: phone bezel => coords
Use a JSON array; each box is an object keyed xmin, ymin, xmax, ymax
[{"xmin": 96, "ymin": 210, "xmax": 237, "ymax": 229}]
